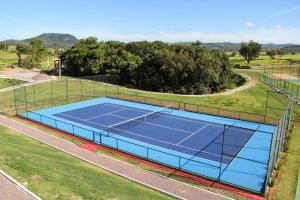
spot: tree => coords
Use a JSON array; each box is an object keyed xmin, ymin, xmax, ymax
[
  {"xmin": 266, "ymin": 49, "xmax": 277, "ymax": 59},
  {"xmin": 16, "ymin": 44, "xmax": 28, "ymax": 67},
  {"xmin": 23, "ymin": 38, "xmax": 47, "ymax": 69},
  {"xmin": 230, "ymin": 51, "xmax": 237, "ymax": 57},
  {"xmin": 277, "ymin": 49, "xmax": 285, "ymax": 57},
  {"xmin": 239, "ymin": 40, "xmax": 261, "ymax": 64}
]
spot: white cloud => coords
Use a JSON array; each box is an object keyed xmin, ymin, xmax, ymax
[
  {"xmin": 270, "ymin": 6, "xmax": 300, "ymax": 18},
  {"xmin": 275, "ymin": 24, "xmax": 282, "ymax": 29},
  {"xmin": 244, "ymin": 22, "xmax": 255, "ymax": 27}
]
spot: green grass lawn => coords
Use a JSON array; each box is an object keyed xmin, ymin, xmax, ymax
[
  {"xmin": 0, "ymin": 124, "xmax": 173, "ymax": 200},
  {"xmin": 0, "ymin": 50, "xmax": 18, "ymax": 69},
  {"xmin": 0, "ymin": 78, "xmax": 26, "ymax": 89},
  {"xmin": 230, "ymin": 53, "xmax": 300, "ymax": 67}
]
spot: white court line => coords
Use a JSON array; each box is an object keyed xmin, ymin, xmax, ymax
[
  {"xmin": 86, "ymin": 107, "xmax": 128, "ymax": 120},
  {"xmin": 176, "ymin": 124, "xmax": 210, "ymax": 145},
  {"xmin": 56, "ymin": 112, "xmax": 232, "ymax": 160},
  {"xmin": 108, "ymin": 113, "xmax": 194, "ymax": 134},
  {"xmin": 57, "ymin": 112, "xmax": 110, "ymax": 128}
]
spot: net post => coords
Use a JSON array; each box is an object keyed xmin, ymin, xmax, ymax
[{"xmin": 218, "ymin": 124, "xmax": 225, "ymax": 181}]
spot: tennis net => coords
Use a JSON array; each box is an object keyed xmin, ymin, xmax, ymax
[{"xmin": 107, "ymin": 105, "xmax": 173, "ymax": 134}]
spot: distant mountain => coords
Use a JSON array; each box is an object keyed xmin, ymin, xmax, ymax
[
  {"xmin": 172, "ymin": 42, "xmax": 298, "ymax": 52},
  {"xmin": 1, "ymin": 33, "xmax": 79, "ymax": 49},
  {"xmin": 282, "ymin": 45, "xmax": 300, "ymax": 53}
]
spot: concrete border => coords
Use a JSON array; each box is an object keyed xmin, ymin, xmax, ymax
[{"xmin": 0, "ymin": 170, "xmax": 42, "ymax": 200}]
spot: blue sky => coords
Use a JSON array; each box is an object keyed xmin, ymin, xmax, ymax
[{"xmin": 1, "ymin": 0, "xmax": 300, "ymax": 43}]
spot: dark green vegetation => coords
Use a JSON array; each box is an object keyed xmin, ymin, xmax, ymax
[
  {"xmin": 0, "ymin": 33, "xmax": 78, "ymax": 49},
  {"xmin": 0, "ymin": 125, "xmax": 173, "ymax": 200},
  {"xmin": 61, "ymin": 37, "xmax": 245, "ymax": 94},
  {"xmin": 0, "ymin": 79, "xmax": 25, "ymax": 89}
]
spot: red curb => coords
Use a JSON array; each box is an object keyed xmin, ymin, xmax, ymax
[{"xmin": 16, "ymin": 115, "xmax": 264, "ymax": 200}]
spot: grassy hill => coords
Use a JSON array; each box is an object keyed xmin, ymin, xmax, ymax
[
  {"xmin": 1, "ymin": 33, "xmax": 79, "ymax": 49},
  {"xmin": 282, "ymin": 45, "xmax": 300, "ymax": 53}
]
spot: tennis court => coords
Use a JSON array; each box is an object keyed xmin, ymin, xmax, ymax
[{"xmin": 22, "ymin": 97, "xmax": 276, "ymax": 194}]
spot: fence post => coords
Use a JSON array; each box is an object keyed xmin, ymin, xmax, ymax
[
  {"xmin": 50, "ymin": 80, "xmax": 53, "ymax": 106},
  {"xmin": 66, "ymin": 78, "xmax": 68, "ymax": 103},
  {"xmin": 93, "ymin": 76, "xmax": 96, "ymax": 97},
  {"xmin": 105, "ymin": 75, "xmax": 108, "ymax": 97},
  {"xmin": 24, "ymin": 87, "xmax": 28, "ymax": 112},
  {"xmin": 33, "ymin": 83, "xmax": 36, "ymax": 110},
  {"xmin": 263, "ymin": 91, "xmax": 269, "ymax": 123},
  {"xmin": 117, "ymin": 75, "xmax": 120, "ymax": 96},
  {"xmin": 80, "ymin": 79, "xmax": 83, "ymax": 99},
  {"xmin": 13, "ymin": 84, "xmax": 17, "ymax": 115}
]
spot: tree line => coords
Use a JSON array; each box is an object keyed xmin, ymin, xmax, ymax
[{"xmin": 60, "ymin": 37, "xmax": 245, "ymax": 95}]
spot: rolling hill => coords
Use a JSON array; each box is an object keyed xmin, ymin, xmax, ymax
[{"xmin": 1, "ymin": 33, "xmax": 79, "ymax": 49}]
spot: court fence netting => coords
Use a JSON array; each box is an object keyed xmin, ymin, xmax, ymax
[
  {"xmin": 12, "ymin": 74, "xmax": 294, "ymax": 195},
  {"xmin": 262, "ymin": 64, "xmax": 300, "ymax": 104}
]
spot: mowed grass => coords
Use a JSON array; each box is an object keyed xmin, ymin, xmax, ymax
[
  {"xmin": 272, "ymin": 124, "xmax": 300, "ymax": 200},
  {"xmin": 0, "ymin": 78, "xmax": 26, "ymax": 89},
  {"xmin": 230, "ymin": 53, "xmax": 300, "ymax": 66},
  {"xmin": 0, "ymin": 125, "xmax": 174, "ymax": 200}
]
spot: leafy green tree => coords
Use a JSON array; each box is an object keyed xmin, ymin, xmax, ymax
[
  {"xmin": 61, "ymin": 37, "xmax": 105, "ymax": 76},
  {"xmin": 23, "ymin": 38, "xmax": 47, "ymax": 68},
  {"xmin": 266, "ymin": 49, "xmax": 277, "ymax": 59},
  {"xmin": 16, "ymin": 44, "xmax": 28, "ymax": 67},
  {"xmin": 239, "ymin": 40, "xmax": 261, "ymax": 64}
]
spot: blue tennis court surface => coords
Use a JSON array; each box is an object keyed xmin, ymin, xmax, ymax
[{"xmin": 22, "ymin": 97, "xmax": 276, "ymax": 194}]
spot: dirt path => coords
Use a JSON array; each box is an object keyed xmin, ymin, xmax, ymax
[
  {"xmin": 0, "ymin": 170, "xmax": 41, "ymax": 200},
  {"xmin": 0, "ymin": 115, "xmax": 231, "ymax": 200}
]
